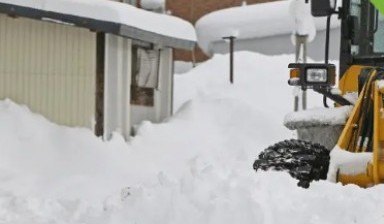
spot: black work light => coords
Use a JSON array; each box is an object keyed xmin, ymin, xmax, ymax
[{"xmin": 288, "ymin": 63, "xmax": 336, "ymax": 89}]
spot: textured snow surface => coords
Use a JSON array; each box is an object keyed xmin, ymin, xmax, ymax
[
  {"xmin": 284, "ymin": 106, "xmax": 353, "ymax": 129},
  {"xmin": 1, "ymin": 52, "xmax": 384, "ymax": 223},
  {"xmin": 0, "ymin": 0, "xmax": 196, "ymax": 42},
  {"xmin": 196, "ymin": 0, "xmax": 340, "ymax": 54}
]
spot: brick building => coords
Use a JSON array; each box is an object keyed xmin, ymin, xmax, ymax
[{"xmin": 166, "ymin": 0, "xmax": 280, "ymax": 62}]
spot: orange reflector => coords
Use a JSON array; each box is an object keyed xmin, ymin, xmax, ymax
[{"xmin": 290, "ymin": 68, "xmax": 300, "ymax": 79}]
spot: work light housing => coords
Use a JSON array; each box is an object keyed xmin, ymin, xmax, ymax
[{"xmin": 288, "ymin": 63, "xmax": 336, "ymax": 89}]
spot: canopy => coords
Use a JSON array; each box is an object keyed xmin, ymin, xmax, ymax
[{"xmin": 0, "ymin": 0, "xmax": 196, "ymax": 50}]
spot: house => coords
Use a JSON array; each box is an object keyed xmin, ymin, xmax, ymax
[
  {"xmin": 195, "ymin": 1, "xmax": 341, "ymax": 62},
  {"xmin": 166, "ymin": 0, "xmax": 279, "ymax": 62},
  {"xmin": 0, "ymin": 0, "xmax": 196, "ymax": 140}
]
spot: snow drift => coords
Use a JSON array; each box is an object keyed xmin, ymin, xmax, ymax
[{"xmin": 1, "ymin": 52, "xmax": 384, "ymax": 224}]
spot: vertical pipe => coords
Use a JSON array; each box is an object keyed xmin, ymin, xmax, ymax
[
  {"xmin": 230, "ymin": 36, "xmax": 234, "ymax": 84},
  {"xmin": 223, "ymin": 36, "xmax": 236, "ymax": 84},
  {"xmin": 302, "ymin": 36, "xmax": 307, "ymax": 110},
  {"xmin": 294, "ymin": 35, "xmax": 300, "ymax": 112},
  {"xmin": 294, "ymin": 34, "xmax": 308, "ymax": 111},
  {"xmin": 323, "ymin": 14, "xmax": 332, "ymax": 108},
  {"xmin": 325, "ymin": 14, "xmax": 331, "ymax": 64},
  {"xmin": 95, "ymin": 32, "xmax": 105, "ymax": 137}
]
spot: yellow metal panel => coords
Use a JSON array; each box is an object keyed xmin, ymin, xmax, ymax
[
  {"xmin": 338, "ymin": 65, "xmax": 367, "ymax": 95},
  {"xmin": 336, "ymin": 70, "xmax": 377, "ymax": 151},
  {"xmin": 338, "ymin": 173, "xmax": 372, "ymax": 188},
  {"xmin": 337, "ymin": 75, "xmax": 384, "ymax": 186},
  {"xmin": 0, "ymin": 15, "xmax": 96, "ymax": 128}
]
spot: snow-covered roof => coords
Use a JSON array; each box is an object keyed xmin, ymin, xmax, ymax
[
  {"xmin": 196, "ymin": 0, "xmax": 340, "ymax": 54},
  {"xmin": 0, "ymin": 0, "xmax": 196, "ymax": 50}
]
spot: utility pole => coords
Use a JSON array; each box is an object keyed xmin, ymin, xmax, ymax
[{"xmin": 223, "ymin": 36, "xmax": 236, "ymax": 84}]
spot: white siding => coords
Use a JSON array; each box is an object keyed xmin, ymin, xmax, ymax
[
  {"xmin": 104, "ymin": 34, "xmax": 132, "ymax": 140},
  {"xmin": 0, "ymin": 15, "xmax": 96, "ymax": 128},
  {"xmin": 158, "ymin": 48, "xmax": 174, "ymax": 119}
]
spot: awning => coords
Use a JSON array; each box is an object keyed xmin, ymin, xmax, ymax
[{"xmin": 0, "ymin": 0, "xmax": 196, "ymax": 50}]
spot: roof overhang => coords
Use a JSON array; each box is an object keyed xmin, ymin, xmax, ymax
[{"xmin": 0, "ymin": 1, "xmax": 196, "ymax": 50}]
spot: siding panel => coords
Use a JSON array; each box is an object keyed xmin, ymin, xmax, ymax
[{"xmin": 0, "ymin": 15, "xmax": 96, "ymax": 128}]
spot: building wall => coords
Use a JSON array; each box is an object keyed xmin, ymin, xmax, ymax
[
  {"xmin": 166, "ymin": 0, "xmax": 280, "ymax": 62},
  {"xmin": 0, "ymin": 15, "xmax": 96, "ymax": 128}
]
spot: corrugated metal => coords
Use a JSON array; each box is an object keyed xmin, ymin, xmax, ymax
[{"xmin": 0, "ymin": 15, "xmax": 96, "ymax": 128}]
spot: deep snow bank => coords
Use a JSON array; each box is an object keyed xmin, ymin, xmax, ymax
[
  {"xmin": 1, "ymin": 52, "xmax": 384, "ymax": 224},
  {"xmin": 174, "ymin": 51, "xmax": 323, "ymax": 124}
]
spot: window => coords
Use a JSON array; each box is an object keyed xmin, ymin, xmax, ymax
[
  {"xmin": 374, "ymin": 14, "xmax": 384, "ymax": 53},
  {"xmin": 350, "ymin": 0, "xmax": 384, "ymax": 56},
  {"xmin": 130, "ymin": 46, "xmax": 161, "ymax": 107}
]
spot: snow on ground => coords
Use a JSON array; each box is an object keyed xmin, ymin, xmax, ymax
[{"xmin": 1, "ymin": 52, "xmax": 384, "ymax": 223}]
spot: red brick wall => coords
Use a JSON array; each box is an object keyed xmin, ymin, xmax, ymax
[{"xmin": 166, "ymin": 0, "xmax": 280, "ymax": 62}]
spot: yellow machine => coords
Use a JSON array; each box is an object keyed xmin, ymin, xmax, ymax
[{"xmin": 254, "ymin": 0, "xmax": 384, "ymax": 188}]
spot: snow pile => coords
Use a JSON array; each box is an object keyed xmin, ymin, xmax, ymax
[
  {"xmin": 174, "ymin": 61, "xmax": 195, "ymax": 74},
  {"xmin": 174, "ymin": 51, "xmax": 323, "ymax": 113},
  {"xmin": 1, "ymin": 52, "xmax": 384, "ymax": 223},
  {"xmin": 0, "ymin": 0, "xmax": 196, "ymax": 42},
  {"xmin": 0, "ymin": 99, "xmax": 132, "ymax": 202},
  {"xmin": 195, "ymin": 0, "xmax": 340, "ymax": 54},
  {"xmin": 327, "ymin": 146, "xmax": 373, "ymax": 182},
  {"xmin": 284, "ymin": 106, "xmax": 352, "ymax": 129}
]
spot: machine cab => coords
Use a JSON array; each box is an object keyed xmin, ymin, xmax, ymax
[{"xmin": 340, "ymin": 0, "xmax": 384, "ymax": 74}]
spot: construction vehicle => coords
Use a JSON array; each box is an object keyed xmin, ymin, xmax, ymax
[{"xmin": 253, "ymin": 0, "xmax": 384, "ymax": 188}]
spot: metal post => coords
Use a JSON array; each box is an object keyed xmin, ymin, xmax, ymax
[
  {"xmin": 294, "ymin": 34, "xmax": 308, "ymax": 111},
  {"xmin": 230, "ymin": 37, "xmax": 234, "ymax": 84},
  {"xmin": 223, "ymin": 36, "xmax": 236, "ymax": 84},
  {"xmin": 302, "ymin": 35, "xmax": 307, "ymax": 110}
]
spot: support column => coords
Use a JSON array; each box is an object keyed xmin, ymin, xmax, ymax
[
  {"xmin": 95, "ymin": 32, "xmax": 105, "ymax": 137},
  {"xmin": 104, "ymin": 34, "xmax": 132, "ymax": 140}
]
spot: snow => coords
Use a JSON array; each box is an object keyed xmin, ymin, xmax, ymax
[
  {"xmin": 284, "ymin": 106, "xmax": 352, "ymax": 129},
  {"xmin": 174, "ymin": 61, "xmax": 195, "ymax": 74},
  {"xmin": 327, "ymin": 146, "xmax": 373, "ymax": 182},
  {"xmin": 195, "ymin": 0, "xmax": 340, "ymax": 54},
  {"xmin": 289, "ymin": 0, "xmax": 316, "ymax": 41},
  {"xmin": 377, "ymin": 80, "xmax": 384, "ymax": 89},
  {"xmin": 1, "ymin": 52, "xmax": 384, "ymax": 223},
  {"xmin": 0, "ymin": 0, "xmax": 196, "ymax": 43}
]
